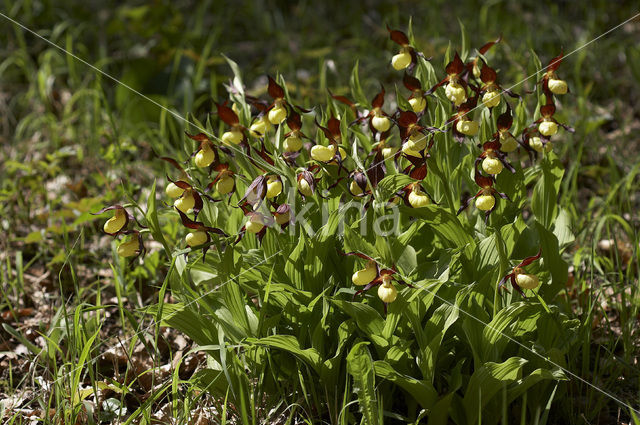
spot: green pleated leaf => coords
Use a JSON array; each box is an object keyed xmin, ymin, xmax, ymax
[
  {"xmin": 373, "ymin": 361, "xmax": 438, "ymax": 408},
  {"xmin": 248, "ymin": 335, "xmax": 324, "ymax": 375},
  {"xmin": 463, "ymin": 357, "xmax": 528, "ymax": 425},
  {"xmin": 347, "ymin": 342, "xmax": 379, "ymax": 425},
  {"xmin": 376, "ymin": 173, "xmax": 414, "ymax": 201},
  {"xmin": 531, "ymin": 152, "xmax": 564, "ymax": 228},
  {"xmin": 398, "ymin": 205, "xmax": 474, "ymax": 255}
]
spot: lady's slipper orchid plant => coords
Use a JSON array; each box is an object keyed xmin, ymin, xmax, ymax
[
  {"xmin": 450, "ymin": 97, "xmax": 480, "ymax": 142},
  {"xmin": 175, "ymin": 208, "xmax": 228, "ymax": 259},
  {"xmin": 95, "ymin": 205, "xmax": 133, "ymax": 236},
  {"xmin": 272, "ymin": 203, "xmax": 292, "ymax": 228},
  {"xmin": 387, "ymin": 26, "xmax": 421, "ymax": 71},
  {"xmin": 116, "ymin": 231, "xmax": 145, "ymax": 259},
  {"xmin": 266, "ymin": 76, "xmax": 289, "ymax": 125},
  {"xmin": 466, "ymin": 36, "xmax": 502, "ymax": 79},
  {"xmin": 428, "ymin": 52, "xmax": 468, "ymax": 107},
  {"xmin": 94, "ymin": 206, "xmax": 146, "ymax": 262},
  {"xmin": 215, "ymin": 103, "xmax": 246, "ymax": 146},
  {"xmin": 476, "ymin": 139, "xmax": 516, "ymax": 176},
  {"xmin": 207, "ymin": 163, "xmax": 237, "ymax": 197},
  {"xmin": 235, "ymin": 211, "xmax": 272, "ymax": 244},
  {"xmin": 397, "ymin": 110, "xmax": 436, "ymax": 157},
  {"xmin": 493, "ymin": 108, "xmax": 521, "ymax": 153},
  {"xmin": 184, "ymin": 132, "xmax": 221, "ymax": 171},
  {"xmin": 403, "ymin": 73, "xmax": 427, "ymax": 113},
  {"xmin": 361, "ymin": 87, "xmax": 393, "ymax": 134},
  {"xmin": 531, "ymin": 99, "xmax": 575, "ymax": 139},
  {"xmin": 406, "ymin": 183, "xmax": 431, "ymax": 208},
  {"xmin": 348, "ymin": 171, "xmax": 371, "ymax": 197},
  {"xmin": 297, "ymin": 168, "xmax": 319, "ymax": 198},
  {"xmin": 541, "ymin": 53, "xmax": 569, "ymax": 96},
  {"xmin": 169, "ymin": 179, "xmax": 204, "ymax": 216},
  {"xmin": 282, "ymin": 110, "xmax": 310, "ymax": 160},
  {"xmin": 498, "ymin": 249, "xmax": 543, "ymax": 296},
  {"xmin": 343, "ymin": 252, "xmax": 414, "ymax": 312},
  {"xmin": 161, "ymin": 157, "xmax": 191, "ymax": 198},
  {"xmin": 457, "ymin": 169, "xmax": 510, "ymax": 221}
]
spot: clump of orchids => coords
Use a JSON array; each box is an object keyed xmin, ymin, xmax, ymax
[{"xmin": 95, "ymin": 25, "xmax": 573, "ymax": 310}]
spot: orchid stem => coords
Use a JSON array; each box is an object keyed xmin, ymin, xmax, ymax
[{"xmin": 493, "ymin": 225, "xmax": 509, "ymax": 318}]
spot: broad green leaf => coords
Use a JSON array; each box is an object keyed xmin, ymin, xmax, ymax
[
  {"xmin": 422, "ymin": 303, "xmax": 459, "ymax": 383},
  {"xmin": 376, "ymin": 174, "xmax": 414, "ymax": 201},
  {"xmin": 222, "ymin": 281, "xmax": 252, "ymax": 337},
  {"xmin": 535, "ymin": 221, "xmax": 569, "ymax": 296},
  {"xmin": 398, "ymin": 205, "xmax": 474, "ymax": 255},
  {"xmin": 347, "ymin": 342, "xmax": 379, "ymax": 425},
  {"xmin": 481, "ymin": 302, "xmax": 540, "ymax": 361},
  {"xmin": 463, "ymin": 357, "xmax": 527, "ymax": 425},
  {"xmin": 332, "ymin": 300, "xmax": 386, "ymax": 344},
  {"xmin": 553, "ymin": 208, "xmax": 575, "ymax": 248},
  {"xmin": 374, "ymin": 361, "xmax": 437, "ymax": 408},
  {"xmin": 531, "ymin": 151, "xmax": 564, "ymax": 228},
  {"xmin": 248, "ymin": 335, "xmax": 324, "ymax": 375},
  {"xmin": 150, "ymin": 303, "xmax": 218, "ymax": 346},
  {"xmin": 284, "ymin": 233, "xmax": 305, "ymax": 289}
]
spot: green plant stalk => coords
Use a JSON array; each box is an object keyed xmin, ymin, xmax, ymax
[
  {"xmin": 429, "ymin": 160, "xmax": 456, "ymax": 214},
  {"xmin": 493, "ymin": 226, "xmax": 509, "ymax": 318}
]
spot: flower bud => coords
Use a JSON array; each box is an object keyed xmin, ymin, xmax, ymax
[
  {"xmin": 445, "ymin": 82, "xmax": 467, "ymax": 106},
  {"xmin": 117, "ymin": 239, "xmax": 140, "ymax": 258},
  {"xmin": 283, "ymin": 136, "xmax": 303, "ymax": 152},
  {"xmin": 475, "ymin": 194, "xmax": 495, "ymax": 211},
  {"xmin": 482, "ymin": 89, "xmax": 501, "ymax": 108},
  {"xmin": 165, "ymin": 182, "xmax": 185, "ymax": 199},
  {"xmin": 250, "ymin": 116, "xmax": 272, "ymax": 137},
  {"xmin": 186, "ymin": 230, "xmax": 208, "ymax": 247},
  {"xmin": 538, "ymin": 120, "xmax": 558, "ymax": 137},
  {"xmin": 298, "ymin": 178, "xmax": 313, "ymax": 197},
  {"xmin": 548, "ymin": 78, "xmax": 567, "ymax": 95},
  {"xmin": 409, "ymin": 96, "xmax": 426, "ymax": 113},
  {"xmin": 268, "ymin": 105, "xmax": 287, "ymax": 125},
  {"xmin": 216, "ymin": 175, "xmax": 235, "ymax": 195},
  {"xmin": 103, "ymin": 209, "xmax": 126, "ymax": 234},
  {"xmin": 174, "ymin": 191, "xmax": 195, "ymax": 213},
  {"xmin": 266, "ymin": 176, "xmax": 282, "ymax": 199},
  {"xmin": 352, "ymin": 261, "xmax": 377, "ymax": 286},
  {"xmin": 499, "ymin": 133, "xmax": 518, "ymax": 153},
  {"xmin": 245, "ymin": 215, "xmax": 264, "ymax": 234},
  {"xmin": 391, "ymin": 49, "xmax": 412, "ymax": 70},
  {"xmin": 482, "ymin": 157, "xmax": 503, "ymax": 175},
  {"xmin": 456, "ymin": 119, "xmax": 479, "ymax": 136},
  {"xmin": 408, "ymin": 187, "xmax": 430, "ymax": 208},
  {"xmin": 310, "ymin": 145, "xmax": 335, "ymax": 162},
  {"xmin": 194, "ymin": 145, "xmax": 215, "ymax": 168},
  {"xmin": 221, "ymin": 130, "xmax": 243, "ymax": 145},
  {"xmin": 515, "ymin": 273, "xmax": 540, "ymax": 290},
  {"xmin": 371, "ymin": 115, "xmax": 391, "ymax": 133},
  {"xmin": 378, "ymin": 278, "xmax": 398, "ymax": 303}
]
